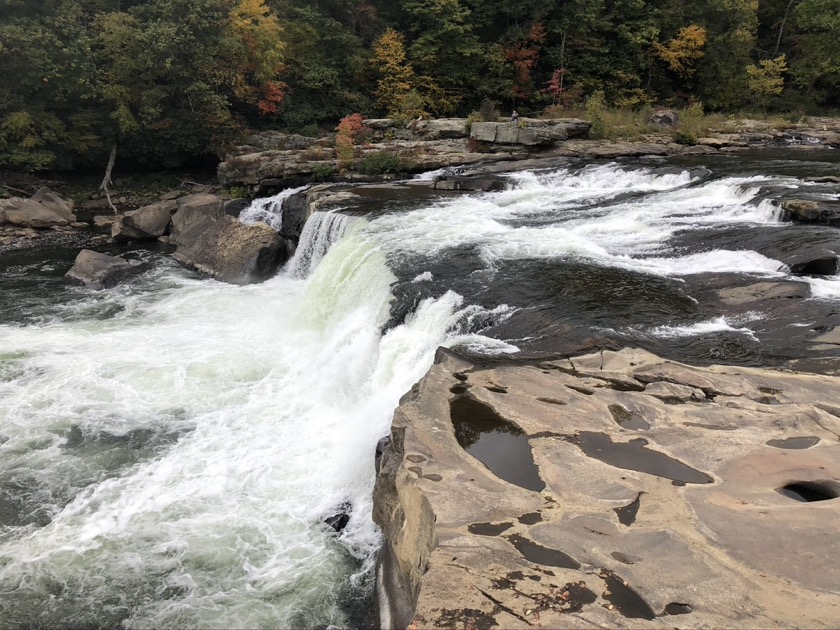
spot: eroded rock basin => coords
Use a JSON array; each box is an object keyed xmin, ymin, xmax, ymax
[{"xmin": 373, "ymin": 347, "xmax": 840, "ymax": 629}]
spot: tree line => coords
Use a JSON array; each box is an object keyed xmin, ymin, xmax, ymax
[{"xmin": 1, "ymin": 0, "xmax": 838, "ymax": 172}]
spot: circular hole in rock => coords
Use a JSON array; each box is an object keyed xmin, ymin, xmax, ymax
[{"xmin": 777, "ymin": 481, "xmax": 840, "ymax": 502}]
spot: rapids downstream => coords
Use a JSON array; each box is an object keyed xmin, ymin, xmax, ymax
[{"xmin": 1, "ymin": 151, "xmax": 839, "ymax": 628}]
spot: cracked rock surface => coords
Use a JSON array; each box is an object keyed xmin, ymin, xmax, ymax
[{"xmin": 374, "ymin": 347, "xmax": 840, "ymax": 629}]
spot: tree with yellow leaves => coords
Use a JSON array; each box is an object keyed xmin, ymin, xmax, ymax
[
  {"xmin": 654, "ymin": 24, "xmax": 708, "ymax": 78},
  {"xmin": 372, "ymin": 28, "xmax": 417, "ymax": 119},
  {"xmin": 230, "ymin": 0, "xmax": 286, "ymax": 115},
  {"xmin": 747, "ymin": 54, "xmax": 788, "ymax": 116}
]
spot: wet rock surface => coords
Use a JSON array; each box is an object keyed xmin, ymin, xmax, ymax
[
  {"xmin": 65, "ymin": 249, "xmax": 144, "ymax": 290},
  {"xmin": 374, "ymin": 347, "xmax": 840, "ymax": 628}
]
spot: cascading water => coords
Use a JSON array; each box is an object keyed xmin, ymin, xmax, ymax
[
  {"xmin": 1, "ymin": 154, "xmax": 839, "ymax": 628},
  {"xmin": 239, "ymin": 184, "xmax": 310, "ymax": 232},
  {"xmin": 289, "ymin": 211, "xmax": 363, "ymax": 278}
]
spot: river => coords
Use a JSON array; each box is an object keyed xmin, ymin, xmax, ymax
[{"xmin": 1, "ymin": 150, "xmax": 838, "ymax": 628}]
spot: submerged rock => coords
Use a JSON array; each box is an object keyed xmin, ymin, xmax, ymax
[
  {"xmin": 374, "ymin": 347, "xmax": 840, "ymax": 629},
  {"xmin": 65, "ymin": 249, "xmax": 144, "ymax": 290}
]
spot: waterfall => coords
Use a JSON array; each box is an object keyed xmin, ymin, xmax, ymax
[
  {"xmin": 288, "ymin": 211, "xmax": 362, "ymax": 278},
  {"xmin": 239, "ymin": 185, "xmax": 310, "ymax": 232}
]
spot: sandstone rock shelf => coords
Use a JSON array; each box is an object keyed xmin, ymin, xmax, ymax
[{"xmin": 374, "ymin": 347, "xmax": 840, "ymax": 629}]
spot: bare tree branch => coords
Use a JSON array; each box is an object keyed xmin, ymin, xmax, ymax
[{"xmin": 99, "ymin": 144, "xmax": 118, "ymax": 214}]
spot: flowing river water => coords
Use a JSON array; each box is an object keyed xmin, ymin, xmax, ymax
[{"xmin": 1, "ymin": 151, "xmax": 839, "ymax": 628}]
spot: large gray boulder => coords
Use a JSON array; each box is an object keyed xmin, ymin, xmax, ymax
[
  {"xmin": 65, "ymin": 249, "xmax": 144, "ymax": 290},
  {"xmin": 0, "ymin": 198, "xmax": 71, "ymax": 228},
  {"xmin": 112, "ymin": 200, "xmax": 177, "ymax": 241},
  {"xmin": 31, "ymin": 187, "xmax": 76, "ymax": 222},
  {"xmin": 173, "ymin": 215, "xmax": 286, "ymax": 284},
  {"xmin": 170, "ymin": 194, "xmax": 225, "ymax": 245}
]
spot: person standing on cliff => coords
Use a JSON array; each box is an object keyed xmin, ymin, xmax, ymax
[{"xmin": 510, "ymin": 110, "xmax": 520, "ymax": 123}]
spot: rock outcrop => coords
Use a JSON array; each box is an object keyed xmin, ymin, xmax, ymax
[
  {"xmin": 173, "ymin": 215, "xmax": 286, "ymax": 284},
  {"xmin": 470, "ymin": 118, "xmax": 591, "ymax": 147},
  {"xmin": 374, "ymin": 347, "xmax": 840, "ymax": 629},
  {"xmin": 65, "ymin": 249, "xmax": 144, "ymax": 289}
]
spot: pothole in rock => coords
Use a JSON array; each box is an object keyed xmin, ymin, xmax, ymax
[
  {"xmin": 664, "ymin": 602, "xmax": 693, "ymax": 615},
  {"xmin": 766, "ymin": 436, "xmax": 820, "ymax": 449},
  {"xmin": 569, "ymin": 432, "xmax": 713, "ymax": 485},
  {"xmin": 608, "ymin": 404, "xmax": 650, "ymax": 430},
  {"xmin": 776, "ymin": 481, "xmax": 840, "ymax": 502},
  {"xmin": 451, "ymin": 396, "xmax": 545, "ymax": 492}
]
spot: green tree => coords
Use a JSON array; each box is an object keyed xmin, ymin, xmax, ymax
[
  {"xmin": 403, "ymin": 0, "xmax": 483, "ymax": 112},
  {"xmin": 746, "ymin": 54, "xmax": 788, "ymax": 115},
  {"xmin": 793, "ymin": 0, "xmax": 840, "ymax": 104}
]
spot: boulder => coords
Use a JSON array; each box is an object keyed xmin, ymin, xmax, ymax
[
  {"xmin": 65, "ymin": 249, "xmax": 144, "ymax": 290},
  {"xmin": 31, "ymin": 187, "xmax": 75, "ymax": 222},
  {"xmin": 173, "ymin": 215, "xmax": 286, "ymax": 284},
  {"xmin": 782, "ymin": 199, "xmax": 840, "ymax": 225},
  {"xmin": 170, "ymin": 193, "xmax": 225, "ymax": 245},
  {"xmin": 650, "ymin": 109, "xmax": 680, "ymax": 127},
  {"xmin": 0, "ymin": 198, "xmax": 71, "ymax": 228},
  {"xmin": 112, "ymin": 200, "xmax": 177, "ymax": 241},
  {"xmin": 790, "ymin": 255, "xmax": 839, "ymax": 276}
]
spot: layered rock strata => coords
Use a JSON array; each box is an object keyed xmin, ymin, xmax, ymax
[{"xmin": 374, "ymin": 348, "xmax": 840, "ymax": 628}]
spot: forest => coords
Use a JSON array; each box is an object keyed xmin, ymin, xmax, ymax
[{"xmin": 1, "ymin": 0, "xmax": 838, "ymax": 172}]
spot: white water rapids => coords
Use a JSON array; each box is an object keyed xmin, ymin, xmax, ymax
[{"xmin": 1, "ymin": 161, "xmax": 838, "ymax": 628}]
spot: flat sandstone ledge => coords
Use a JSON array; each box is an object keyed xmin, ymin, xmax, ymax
[{"xmin": 374, "ymin": 347, "xmax": 840, "ymax": 629}]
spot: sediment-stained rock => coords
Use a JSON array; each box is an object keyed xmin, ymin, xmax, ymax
[
  {"xmin": 112, "ymin": 200, "xmax": 177, "ymax": 241},
  {"xmin": 374, "ymin": 347, "xmax": 840, "ymax": 629}
]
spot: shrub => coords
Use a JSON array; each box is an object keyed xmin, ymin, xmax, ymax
[
  {"xmin": 672, "ymin": 130, "xmax": 697, "ymax": 145},
  {"xmin": 585, "ymin": 91, "xmax": 607, "ymax": 139},
  {"xmin": 359, "ymin": 150, "xmax": 408, "ymax": 175},
  {"xmin": 312, "ymin": 163, "xmax": 335, "ymax": 181}
]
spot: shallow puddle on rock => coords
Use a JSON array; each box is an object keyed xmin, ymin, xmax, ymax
[
  {"xmin": 451, "ymin": 396, "xmax": 545, "ymax": 492},
  {"xmin": 572, "ymin": 432, "xmax": 713, "ymax": 484},
  {"xmin": 505, "ymin": 534, "xmax": 580, "ymax": 569},
  {"xmin": 614, "ymin": 494, "xmax": 641, "ymax": 526},
  {"xmin": 468, "ymin": 522, "xmax": 513, "ymax": 536},
  {"xmin": 600, "ymin": 569, "xmax": 656, "ymax": 620},
  {"xmin": 766, "ymin": 436, "xmax": 820, "ymax": 449},
  {"xmin": 518, "ymin": 512, "xmax": 543, "ymax": 525}
]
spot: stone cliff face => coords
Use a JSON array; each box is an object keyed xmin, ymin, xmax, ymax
[{"xmin": 373, "ymin": 347, "xmax": 840, "ymax": 628}]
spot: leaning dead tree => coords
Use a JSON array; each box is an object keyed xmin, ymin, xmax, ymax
[{"xmin": 99, "ymin": 144, "xmax": 118, "ymax": 213}]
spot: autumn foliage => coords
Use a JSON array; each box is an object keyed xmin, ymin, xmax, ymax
[
  {"xmin": 335, "ymin": 113, "xmax": 365, "ymax": 168},
  {"xmin": 504, "ymin": 24, "xmax": 546, "ymax": 105}
]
